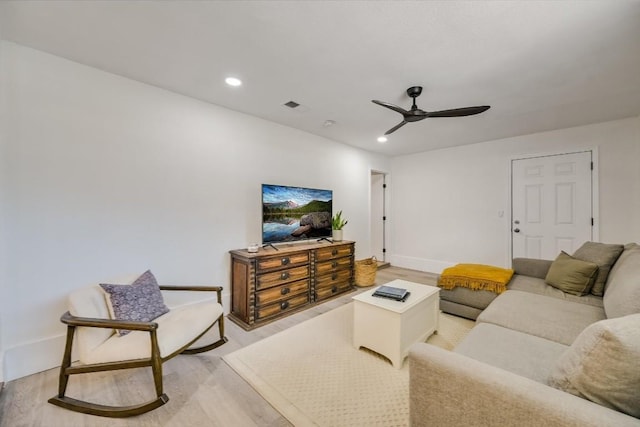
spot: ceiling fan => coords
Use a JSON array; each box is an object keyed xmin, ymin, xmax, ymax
[{"xmin": 372, "ymin": 86, "xmax": 490, "ymax": 135}]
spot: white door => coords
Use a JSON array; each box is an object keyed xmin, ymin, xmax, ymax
[
  {"xmin": 370, "ymin": 172, "xmax": 385, "ymax": 261},
  {"xmin": 511, "ymin": 151, "xmax": 593, "ymax": 260}
]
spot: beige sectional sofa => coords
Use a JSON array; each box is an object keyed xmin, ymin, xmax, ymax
[{"xmin": 409, "ymin": 242, "xmax": 640, "ymax": 426}]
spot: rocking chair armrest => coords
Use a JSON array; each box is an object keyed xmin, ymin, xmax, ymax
[
  {"xmin": 159, "ymin": 285, "xmax": 223, "ymax": 303},
  {"xmin": 60, "ymin": 311, "xmax": 158, "ymax": 332}
]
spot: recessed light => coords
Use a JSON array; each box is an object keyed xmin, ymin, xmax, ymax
[
  {"xmin": 323, "ymin": 120, "xmax": 336, "ymax": 127},
  {"xmin": 225, "ymin": 77, "xmax": 242, "ymax": 87},
  {"xmin": 377, "ymin": 136, "xmax": 388, "ymax": 143}
]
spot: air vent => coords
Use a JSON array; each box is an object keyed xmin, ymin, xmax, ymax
[{"xmin": 282, "ymin": 100, "xmax": 310, "ymax": 113}]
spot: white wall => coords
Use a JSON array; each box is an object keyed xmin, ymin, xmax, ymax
[
  {"xmin": 389, "ymin": 117, "xmax": 640, "ymax": 272},
  {"xmin": 0, "ymin": 41, "xmax": 389, "ymax": 381}
]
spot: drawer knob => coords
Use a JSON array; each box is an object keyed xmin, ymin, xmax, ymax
[
  {"xmin": 331, "ymin": 249, "xmax": 338, "ymax": 256},
  {"xmin": 280, "ymin": 301, "xmax": 289, "ymax": 310},
  {"xmin": 332, "ymin": 261, "xmax": 338, "ymax": 268},
  {"xmin": 280, "ymin": 272, "xmax": 290, "ymax": 280},
  {"xmin": 332, "ymin": 273, "xmax": 338, "ymax": 280},
  {"xmin": 281, "ymin": 287, "xmax": 290, "ymax": 295},
  {"xmin": 281, "ymin": 257, "xmax": 290, "ymax": 265},
  {"xmin": 331, "ymin": 286, "xmax": 338, "ymax": 293}
]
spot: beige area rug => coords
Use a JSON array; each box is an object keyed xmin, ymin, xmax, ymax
[{"xmin": 223, "ymin": 303, "xmax": 474, "ymax": 427}]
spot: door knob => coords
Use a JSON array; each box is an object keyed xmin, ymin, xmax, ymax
[{"xmin": 514, "ymin": 228, "xmax": 520, "ymax": 233}]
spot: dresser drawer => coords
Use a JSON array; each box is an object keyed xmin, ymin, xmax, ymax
[
  {"xmin": 315, "ymin": 280, "xmax": 352, "ymax": 301},
  {"xmin": 257, "ymin": 265, "xmax": 309, "ymax": 290},
  {"xmin": 256, "ymin": 293, "xmax": 309, "ymax": 320},
  {"xmin": 315, "ymin": 244, "xmax": 353, "ymax": 262},
  {"xmin": 315, "ymin": 257, "xmax": 353, "ymax": 275},
  {"xmin": 255, "ymin": 279, "xmax": 309, "ymax": 306},
  {"xmin": 315, "ymin": 268, "xmax": 352, "ymax": 288},
  {"xmin": 257, "ymin": 252, "xmax": 309, "ymax": 272}
]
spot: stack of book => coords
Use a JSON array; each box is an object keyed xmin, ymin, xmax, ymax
[{"xmin": 372, "ymin": 285, "xmax": 410, "ymax": 302}]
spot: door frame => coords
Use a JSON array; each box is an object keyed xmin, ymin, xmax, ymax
[
  {"xmin": 508, "ymin": 147, "xmax": 600, "ymax": 263},
  {"xmin": 369, "ymin": 169, "xmax": 389, "ymax": 262}
]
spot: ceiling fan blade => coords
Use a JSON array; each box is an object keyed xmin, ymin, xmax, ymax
[
  {"xmin": 372, "ymin": 100, "xmax": 410, "ymax": 115},
  {"xmin": 384, "ymin": 120, "xmax": 408, "ymax": 135},
  {"xmin": 426, "ymin": 105, "xmax": 491, "ymax": 118}
]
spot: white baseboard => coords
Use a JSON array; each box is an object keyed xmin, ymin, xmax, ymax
[
  {"xmin": 4, "ymin": 290, "xmax": 233, "ymax": 382},
  {"xmin": 388, "ymin": 254, "xmax": 455, "ymax": 275},
  {"xmin": 4, "ymin": 334, "xmax": 65, "ymax": 382}
]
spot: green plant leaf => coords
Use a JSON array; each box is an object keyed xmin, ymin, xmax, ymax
[{"xmin": 332, "ymin": 210, "xmax": 348, "ymax": 230}]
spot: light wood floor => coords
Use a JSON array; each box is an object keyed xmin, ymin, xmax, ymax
[{"xmin": 0, "ymin": 266, "xmax": 438, "ymax": 427}]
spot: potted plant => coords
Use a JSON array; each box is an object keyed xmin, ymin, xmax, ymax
[{"xmin": 332, "ymin": 210, "xmax": 348, "ymax": 241}]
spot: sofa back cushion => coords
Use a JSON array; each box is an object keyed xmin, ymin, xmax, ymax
[
  {"xmin": 605, "ymin": 243, "xmax": 639, "ymax": 294},
  {"xmin": 603, "ymin": 243, "xmax": 640, "ymax": 319},
  {"xmin": 68, "ymin": 274, "xmax": 139, "ymax": 363},
  {"xmin": 545, "ymin": 251, "xmax": 599, "ymax": 296},
  {"xmin": 572, "ymin": 242, "xmax": 624, "ymax": 296},
  {"xmin": 511, "ymin": 258, "xmax": 553, "ymax": 279},
  {"xmin": 547, "ymin": 313, "xmax": 640, "ymax": 418}
]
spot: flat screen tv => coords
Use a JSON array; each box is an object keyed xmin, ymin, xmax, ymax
[{"xmin": 262, "ymin": 184, "xmax": 333, "ymax": 244}]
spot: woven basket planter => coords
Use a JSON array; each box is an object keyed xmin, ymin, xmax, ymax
[{"xmin": 354, "ymin": 256, "xmax": 377, "ymax": 287}]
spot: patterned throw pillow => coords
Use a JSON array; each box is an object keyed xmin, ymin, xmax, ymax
[{"xmin": 100, "ymin": 270, "xmax": 170, "ymax": 336}]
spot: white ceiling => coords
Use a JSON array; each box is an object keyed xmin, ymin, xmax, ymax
[{"xmin": 2, "ymin": 1, "xmax": 640, "ymax": 156}]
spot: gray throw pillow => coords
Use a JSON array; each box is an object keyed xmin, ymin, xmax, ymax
[
  {"xmin": 548, "ymin": 314, "xmax": 640, "ymax": 418},
  {"xmin": 603, "ymin": 244, "xmax": 640, "ymax": 319},
  {"xmin": 100, "ymin": 270, "xmax": 170, "ymax": 336},
  {"xmin": 572, "ymin": 242, "xmax": 624, "ymax": 296},
  {"xmin": 545, "ymin": 251, "xmax": 599, "ymax": 296}
]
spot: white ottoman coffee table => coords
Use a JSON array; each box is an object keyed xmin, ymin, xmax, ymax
[{"xmin": 352, "ymin": 279, "xmax": 440, "ymax": 369}]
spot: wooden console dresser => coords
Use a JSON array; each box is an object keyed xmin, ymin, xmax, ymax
[{"xmin": 229, "ymin": 240, "xmax": 355, "ymax": 330}]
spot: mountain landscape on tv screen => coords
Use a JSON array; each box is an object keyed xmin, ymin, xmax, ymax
[{"xmin": 262, "ymin": 185, "xmax": 332, "ymax": 243}]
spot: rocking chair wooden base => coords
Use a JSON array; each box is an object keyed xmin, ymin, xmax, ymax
[
  {"xmin": 48, "ymin": 394, "xmax": 170, "ymax": 418},
  {"xmin": 48, "ymin": 285, "xmax": 228, "ymax": 418}
]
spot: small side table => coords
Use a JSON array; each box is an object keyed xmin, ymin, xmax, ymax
[{"xmin": 352, "ymin": 279, "xmax": 440, "ymax": 369}]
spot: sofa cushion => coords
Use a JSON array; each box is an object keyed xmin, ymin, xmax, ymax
[
  {"xmin": 439, "ymin": 300, "xmax": 484, "ymax": 321},
  {"xmin": 82, "ymin": 299, "xmax": 223, "ymax": 364},
  {"xmin": 508, "ymin": 274, "xmax": 604, "ymax": 308},
  {"xmin": 572, "ymin": 242, "xmax": 624, "ymax": 296},
  {"xmin": 477, "ymin": 290, "xmax": 606, "ymax": 345},
  {"xmin": 100, "ymin": 270, "xmax": 170, "ymax": 336},
  {"xmin": 455, "ymin": 323, "xmax": 568, "ymax": 384},
  {"xmin": 439, "ymin": 286, "xmax": 500, "ymax": 311},
  {"xmin": 68, "ymin": 274, "xmax": 140, "ymax": 362},
  {"xmin": 545, "ymin": 251, "xmax": 599, "ymax": 296},
  {"xmin": 604, "ymin": 243, "xmax": 639, "ymax": 294},
  {"xmin": 603, "ymin": 244, "xmax": 640, "ymax": 318},
  {"xmin": 547, "ymin": 314, "xmax": 640, "ymax": 418},
  {"xmin": 512, "ymin": 257, "xmax": 553, "ymax": 280}
]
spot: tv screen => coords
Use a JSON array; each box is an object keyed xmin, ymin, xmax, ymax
[{"xmin": 262, "ymin": 184, "xmax": 333, "ymax": 244}]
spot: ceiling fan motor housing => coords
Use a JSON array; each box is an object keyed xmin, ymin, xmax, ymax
[{"xmin": 407, "ymin": 86, "xmax": 423, "ymax": 98}]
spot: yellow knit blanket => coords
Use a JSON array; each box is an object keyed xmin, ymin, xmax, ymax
[{"xmin": 438, "ymin": 263, "xmax": 514, "ymax": 294}]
